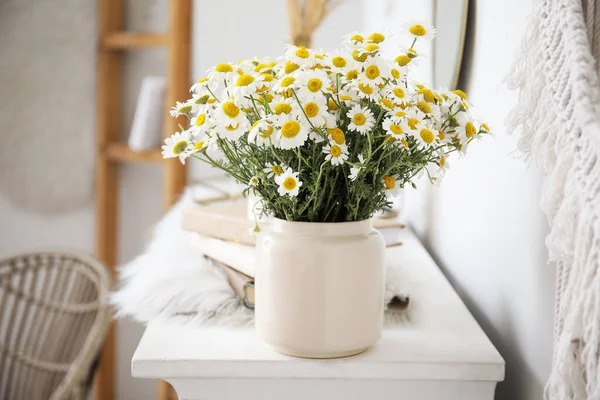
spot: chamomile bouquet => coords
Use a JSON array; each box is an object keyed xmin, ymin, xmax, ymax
[{"xmin": 163, "ymin": 23, "xmax": 490, "ymax": 222}]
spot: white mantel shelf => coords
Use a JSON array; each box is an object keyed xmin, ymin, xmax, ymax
[{"xmin": 132, "ymin": 228, "xmax": 505, "ymax": 400}]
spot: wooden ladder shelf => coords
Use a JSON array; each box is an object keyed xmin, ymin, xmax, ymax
[{"xmin": 95, "ymin": 1, "xmax": 191, "ymax": 399}]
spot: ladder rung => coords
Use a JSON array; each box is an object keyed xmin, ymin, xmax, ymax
[
  {"xmin": 102, "ymin": 32, "xmax": 168, "ymax": 49},
  {"xmin": 104, "ymin": 143, "xmax": 163, "ymax": 163}
]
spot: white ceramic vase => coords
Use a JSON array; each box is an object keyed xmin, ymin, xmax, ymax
[{"xmin": 255, "ymin": 218, "xmax": 385, "ymax": 359}]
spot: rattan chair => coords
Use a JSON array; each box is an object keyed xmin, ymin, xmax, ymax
[{"xmin": 0, "ymin": 251, "xmax": 112, "ymax": 400}]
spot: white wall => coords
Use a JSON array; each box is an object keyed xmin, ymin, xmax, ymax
[{"xmin": 399, "ymin": 1, "xmax": 556, "ymax": 399}]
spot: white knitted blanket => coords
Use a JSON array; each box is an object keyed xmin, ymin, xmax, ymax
[{"xmin": 507, "ymin": 1, "xmax": 600, "ymax": 398}]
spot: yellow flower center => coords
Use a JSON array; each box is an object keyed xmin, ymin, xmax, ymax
[
  {"xmin": 280, "ymin": 76, "xmax": 296, "ymax": 87},
  {"xmin": 394, "ymin": 55, "xmax": 411, "ymax": 66},
  {"xmin": 379, "ymin": 98, "xmax": 394, "ymax": 109},
  {"xmin": 327, "ymin": 128, "xmax": 345, "ymax": 144},
  {"xmin": 295, "ymin": 47, "xmax": 310, "ymax": 59},
  {"xmin": 401, "ymin": 138, "xmax": 409, "ymax": 148},
  {"xmin": 453, "ymin": 89, "xmax": 467, "ymax": 99},
  {"xmin": 365, "ymin": 65, "xmax": 380, "ymax": 80},
  {"xmin": 368, "ymin": 32, "xmax": 385, "ymax": 43},
  {"xmin": 332, "ymin": 56, "xmax": 347, "ymax": 68},
  {"xmin": 345, "ymin": 69, "xmax": 359, "ymax": 80},
  {"xmin": 340, "ymin": 95, "xmax": 353, "ymax": 101},
  {"xmin": 215, "ymin": 63, "xmax": 233, "ymax": 73},
  {"xmin": 222, "ymin": 102, "xmax": 240, "ymax": 118},
  {"xmin": 173, "ymin": 140, "xmax": 187, "ymax": 155},
  {"xmin": 271, "ymin": 165, "xmax": 283, "ymax": 175},
  {"xmin": 352, "ymin": 49, "xmax": 368, "ymax": 62},
  {"xmin": 193, "ymin": 141, "xmax": 205, "ymax": 151},
  {"xmin": 178, "ymin": 105, "xmax": 192, "ymax": 114},
  {"xmin": 419, "ymin": 88, "xmax": 435, "ymax": 103},
  {"xmin": 251, "ymin": 177, "xmax": 259, "ymax": 185},
  {"xmin": 438, "ymin": 130, "xmax": 445, "ymax": 141},
  {"xmin": 394, "ymin": 111, "xmax": 406, "ymax": 117},
  {"xmin": 365, "ymin": 43, "xmax": 379, "ymax": 52},
  {"xmin": 383, "ymin": 175, "xmax": 395, "ymax": 190},
  {"xmin": 195, "ymin": 95, "xmax": 210, "ymax": 104},
  {"xmin": 417, "ymin": 101, "xmax": 431, "ymax": 114},
  {"xmin": 207, "ymin": 98, "xmax": 217, "ymax": 104},
  {"xmin": 261, "ymin": 73, "xmax": 275, "ymax": 82},
  {"xmin": 195, "ymin": 114, "xmax": 206, "ymax": 126},
  {"xmin": 420, "ymin": 128, "xmax": 435, "ymax": 144},
  {"xmin": 283, "ymin": 177, "xmax": 297, "ymax": 190},
  {"xmin": 328, "ymin": 98, "xmax": 339, "ymax": 110},
  {"xmin": 465, "ymin": 122, "xmax": 476, "ymax": 138},
  {"xmin": 358, "ymin": 83, "xmax": 373, "ymax": 95},
  {"xmin": 440, "ymin": 155, "xmax": 446, "ymax": 167},
  {"xmin": 281, "ymin": 121, "xmax": 301, "ymax": 138},
  {"xmin": 284, "ymin": 61, "xmax": 299, "ymax": 74},
  {"xmin": 351, "ymin": 34, "xmax": 364, "ymax": 42},
  {"xmin": 236, "ymin": 74, "xmax": 255, "ymax": 87},
  {"xmin": 307, "ymin": 78, "xmax": 323, "ymax": 92},
  {"xmin": 353, "ymin": 113, "xmax": 367, "ymax": 126},
  {"xmin": 408, "ymin": 118, "xmax": 419, "ymax": 129},
  {"xmin": 391, "ymin": 69, "xmax": 401, "ymax": 79},
  {"xmin": 304, "ymin": 102, "xmax": 319, "ymax": 118},
  {"xmin": 481, "ymin": 123, "xmax": 490, "ymax": 132},
  {"xmin": 274, "ymin": 103, "xmax": 292, "ymax": 115},
  {"xmin": 196, "ymin": 77, "xmax": 208, "ymax": 84},
  {"xmin": 410, "ymin": 24, "xmax": 427, "ymax": 36},
  {"xmin": 330, "ymin": 145, "xmax": 342, "ymax": 157},
  {"xmin": 259, "ymin": 125, "xmax": 274, "ymax": 138},
  {"xmin": 390, "ymin": 124, "xmax": 403, "ymax": 135},
  {"xmin": 225, "ymin": 123, "xmax": 239, "ymax": 131}
]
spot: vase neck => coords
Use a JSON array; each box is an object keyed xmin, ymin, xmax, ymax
[{"xmin": 270, "ymin": 218, "xmax": 373, "ymax": 236}]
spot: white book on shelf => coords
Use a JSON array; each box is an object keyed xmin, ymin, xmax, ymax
[
  {"xmin": 128, "ymin": 76, "xmax": 166, "ymax": 152},
  {"xmin": 190, "ymin": 233, "xmax": 256, "ymax": 278}
]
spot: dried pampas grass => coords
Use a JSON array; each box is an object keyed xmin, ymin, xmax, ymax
[{"xmin": 286, "ymin": 0, "xmax": 342, "ymax": 47}]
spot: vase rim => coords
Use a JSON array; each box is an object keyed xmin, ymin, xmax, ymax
[{"xmin": 269, "ymin": 217, "xmax": 373, "ymax": 236}]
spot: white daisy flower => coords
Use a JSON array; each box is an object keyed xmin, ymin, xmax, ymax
[
  {"xmin": 162, "ymin": 131, "xmax": 191, "ymax": 163},
  {"xmin": 355, "ymin": 81, "xmax": 382, "ymax": 102},
  {"xmin": 326, "ymin": 50, "xmax": 354, "ymax": 74},
  {"xmin": 272, "ymin": 74, "xmax": 299, "ymax": 94},
  {"xmin": 263, "ymin": 162, "xmax": 285, "ymax": 178},
  {"xmin": 169, "ymin": 101, "xmax": 193, "ymax": 117},
  {"xmin": 366, "ymin": 30, "xmax": 392, "ymax": 44},
  {"xmin": 190, "ymin": 77, "xmax": 209, "ymax": 94},
  {"xmin": 189, "ymin": 112, "xmax": 211, "ymax": 136},
  {"xmin": 294, "ymin": 96, "xmax": 329, "ymax": 127},
  {"xmin": 387, "ymin": 85, "xmax": 407, "ymax": 103},
  {"xmin": 248, "ymin": 117, "xmax": 278, "ymax": 147},
  {"xmin": 214, "ymin": 118, "xmax": 250, "ymax": 141},
  {"xmin": 413, "ymin": 127, "xmax": 437, "ymax": 148},
  {"xmin": 270, "ymin": 95, "xmax": 295, "ymax": 123},
  {"xmin": 454, "ymin": 112, "xmax": 478, "ymax": 143},
  {"xmin": 207, "ymin": 63, "xmax": 236, "ymax": 85},
  {"xmin": 188, "ymin": 93, "xmax": 215, "ymax": 114},
  {"xmin": 343, "ymin": 31, "xmax": 366, "ymax": 47},
  {"xmin": 404, "ymin": 20, "xmax": 436, "ymax": 41},
  {"xmin": 249, "ymin": 176, "xmax": 260, "ymax": 187},
  {"xmin": 233, "ymin": 73, "xmax": 263, "ymax": 102},
  {"xmin": 349, "ymin": 154, "xmax": 365, "ymax": 181},
  {"xmin": 382, "ymin": 117, "xmax": 408, "ymax": 140},
  {"xmin": 322, "ymin": 142, "xmax": 349, "ymax": 166},
  {"xmin": 337, "ymin": 87, "xmax": 360, "ymax": 105},
  {"xmin": 295, "ymin": 69, "xmax": 331, "ymax": 100},
  {"xmin": 346, "ymin": 104, "xmax": 375, "ymax": 134},
  {"xmin": 382, "ymin": 175, "xmax": 401, "ymax": 197},
  {"xmin": 277, "ymin": 116, "xmax": 309, "ymax": 149},
  {"xmin": 275, "ymin": 168, "xmax": 303, "ymax": 197},
  {"xmin": 427, "ymin": 150, "xmax": 449, "ymax": 181},
  {"xmin": 359, "ymin": 55, "xmax": 391, "ymax": 86},
  {"xmin": 327, "ymin": 127, "xmax": 346, "ymax": 145},
  {"xmin": 214, "ymin": 100, "xmax": 245, "ymax": 126},
  {"xmin": 403, "ymin": 108, "xmax": 423, "ymax": 134},
  {"xmin": 284, "ymin": 45, "xmax": 315, "ymax": 66},
  {"xmin": 190, "ymin": 136, "xmax": 208, "ymax": 154}
]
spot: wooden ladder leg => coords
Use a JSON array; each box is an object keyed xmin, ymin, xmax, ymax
[{"xmin": 95, "ymin": 0, "xmax": 123, "ymax": 399}]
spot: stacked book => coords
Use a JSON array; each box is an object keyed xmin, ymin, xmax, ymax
[{"xmin": 183, "ymin": 190, "xmax": 405, "ymax": 309}]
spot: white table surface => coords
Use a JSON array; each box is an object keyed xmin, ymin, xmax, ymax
[{"xmin": 132, "ymin": 228, "xmax": 505, "ymax": 400}]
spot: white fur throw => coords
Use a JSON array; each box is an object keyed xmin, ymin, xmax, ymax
[
  {"xmin": 507, "ymin": 0, "xmax": 600, "ymax": 398},
  {"xmin": 112, "ymin": 191, "xmax": 413, "ymax": 327}
]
